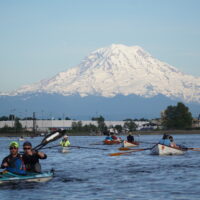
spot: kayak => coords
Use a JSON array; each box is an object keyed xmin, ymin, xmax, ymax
[
  {"xmin": 0, "ymin": 170, "xmax": 54, "ymax": 184},
  {"xmin": 150, "ymin": 144, "xmax": 186, "ymax": 155},
  {"xmin": 122, "ymin": 140, "xmax": 139, "ymax": 148},
  {"xmin": 59, "ymin": 147, "xmax": 70, "ymax": 153},
  {"xmin": 103, "ymin": 140, "xmax": 122, "ymax": 145}
]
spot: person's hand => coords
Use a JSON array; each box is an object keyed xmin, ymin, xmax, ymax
[{"xmin": 2, "ymin": 162, "xmax": 9, "ymax": 167}]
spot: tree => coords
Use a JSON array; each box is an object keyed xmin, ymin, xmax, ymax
[
  {"xmin": 114, "ymin": 125, "xmax": 123, "ymax": 133},
  {"xmin": 14, "ymin": 118, "xmax": 23, "ymax": 132},
  {"xmin": 91, "ymin": 115, "xmax": 107, "ymax": 133},
  {"xmin": 161, "ymin": 102, "xmax": 193, "ymax": 129},
  {"xmin": 124, "ymin": 120, "xmax": 137, "ymax": 132}
]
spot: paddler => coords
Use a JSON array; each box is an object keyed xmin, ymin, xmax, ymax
[
  {"xmin": 22, "ymin": 141, "xmax": 47, "ymax": 173},
  {"xmin": 60, "ymin": 135, "xmax": 70, "ymax": 147},
  {"xmin": 1, "ymin": 141, "xmax": 26, "ymax": 175},
  {"xmin": 127, "ymin": 132, "xmax": 134, "ymax": 143}
]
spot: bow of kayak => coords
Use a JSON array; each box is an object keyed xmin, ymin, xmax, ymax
[{"xmin": 0, "ymin": 170, "xmax": 54, "ymax": 184}]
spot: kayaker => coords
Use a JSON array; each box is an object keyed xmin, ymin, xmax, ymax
[
  {"xmin": 22, "ymin": 141, "xmax": 47, "ymax": 173},
  {"xmin": 60, "ymin": 135, "xmax": 70, "ymax": 147},
  {"xmin": 127, "ymin": 133, "xmax": 134, "ymax": 143},
  {"xmin": 159, "ymin": 134, "xmax": 171, "ymax": 146},
  {"xmin": 105, "ymin": 134, "xmax": 113, "ymax": 141},
  {"xmin": 1, "ymin": 141, "xmax": 26, "ymax": 175}
]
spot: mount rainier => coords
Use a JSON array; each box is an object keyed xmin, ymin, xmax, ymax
[{"xmin": 1, "ymin": 44, "xmax": 200, "ymax": 119}]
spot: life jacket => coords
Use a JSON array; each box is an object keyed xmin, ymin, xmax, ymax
[
  {"xmin": 6, "ymin": 155, "xmax": 26, "ymax": 175},
  {"xmin": 60, "ymin": 140, "xmax": 70, "ymax": 147}
]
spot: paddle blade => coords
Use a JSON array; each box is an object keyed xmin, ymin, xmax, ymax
[{"xmin": 42, "ymin": 129, "xmax": 66, "ymax": 144}]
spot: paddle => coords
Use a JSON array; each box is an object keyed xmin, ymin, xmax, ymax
[
  {"xmin": 109, "ymin": 148, "xmax": 152, "ymax": 156},
  {"xmin": 33, "ymin": 129, "xmax": 66, "ymax": 151},
  {"xmin": 69, "ymin": 145, "xmax": 108, "ymax": 150},
  {"xmin": 39, "ymin": 144, "xmax": 61, "ymax": 150}
]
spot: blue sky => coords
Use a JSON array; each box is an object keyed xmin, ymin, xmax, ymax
[{"xmin": 0, "ymin": 0, "xmax": 200, "ymax": 92}]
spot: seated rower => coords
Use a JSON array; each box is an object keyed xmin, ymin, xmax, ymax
[
  {"xmin": 105, "ymin": 134, "xmax": 113, "ymax": 141},
  {"xmin": 169, "ymin": 136, "xmax": 178, "ymax": 148},
  {"xmin": 159, "ymin": 134, "xmax": 171, "ymax": 146},
  {"xmin": 60, "ymin": 135, "xmax": 70, "ymax": 147},
  {"xmin": 1, "ymin": 141, "xmax": 26, "ymax": 175},
  {"xmin": 22, "ymin": 141, "xmax": 47, "ymax": 173},
  {"xmin": 127, "ymin": 133, "xmax": 134, "ymax": 143}
]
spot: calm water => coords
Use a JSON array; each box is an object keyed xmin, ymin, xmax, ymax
[{"xmin": 1, "ymin": 134, "xmax": 200, "ymax": 200}]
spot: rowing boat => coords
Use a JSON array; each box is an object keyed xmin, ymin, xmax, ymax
[
  {"xmin": 0, "ymin": 170, "xmax": 54, "ymax": 184},
  {"xmin": 150, "ymin": 144, "xmax": 186, "ymax": 155},
  {"xmin": 122, "ymin": 140, "xmax": 139, "ymax": 148},
  {"xmin": 103, "ymin": 140, "xmax": 122, "ymax": 145}
]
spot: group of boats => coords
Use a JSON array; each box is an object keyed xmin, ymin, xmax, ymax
[
  {"xmin": 103, "ymin": 138, "xmax": 187, "ymax": 156},
  {"xmin": 0, "ymin": 133, "xmax": 189, "ymax": 185}
]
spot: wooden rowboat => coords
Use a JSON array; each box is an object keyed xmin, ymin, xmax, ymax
[
  {"xmin": 122, "ymin": 140, "xmax": 139, "ymax": 148},
  {"xmin": 150, "ymin": 144, "xmax": 186, "ymax": 155},
  {"xmin": 103, "ymin": 140, "xmax": 122, "ymax": 145}
]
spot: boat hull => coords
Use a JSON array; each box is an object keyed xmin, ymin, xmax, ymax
[
  {"xmin": 103, "ymin": 140, "xmax": 122, "ymax": 145},
  {"xmin": 122, "ymin": 140, "xmax": 139, "ymax": 147},
  {"xmin": 151, "ymin": 144, "xmax": 186, "ymax": 155},
  {"xmin": 0, "ymin": 171, "xmax": 53, "ymax": 184}
]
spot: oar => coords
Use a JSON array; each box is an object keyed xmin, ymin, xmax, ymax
[
  {"xmin": 109, "ymin": 148, "xmax": 152, "ymax": 156},
  {"xmin": 185, "ymin": 147, "xmax": 200, "ymax": 151},
  {"xmin": 69, "ymin": 145, "xmax": 108, "ymax": 150},
  {"xmin": 33, "ymin": 130, "xmax": 66, "ymax": 151},
  {"xmin": 139, "ymin": 141, "xmax": 157, "ymax": 144},
  {"xmin": 90, "ymin": 142, "xmax": 103, "ymax": 145},
  {"xmin": 118, "ymin": 147, "xmax": 133, "ymax": 151}
]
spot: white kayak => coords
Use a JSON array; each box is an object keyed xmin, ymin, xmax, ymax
[
  {"xmin": 151, "ymin": 144, "xmax": 186, "ymax": 155},
  {"xmin": 0, "ymin": 170, "xmax": 54, "ymax": 184},
  {"xmin": 122, "ymin": 140, "xmax": 139, "ymax": 148},
  {"xmin": 59, "ymin": 147, "xmax": 70, "ymax": 153}
]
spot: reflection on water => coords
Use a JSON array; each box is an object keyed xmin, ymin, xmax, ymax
[{"xmin": 1, "ymin": 134, "xmax": 200, "ymax": 200}]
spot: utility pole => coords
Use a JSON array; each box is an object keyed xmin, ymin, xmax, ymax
[{"xmin": 33, "ymin": 112, "xmax": 36, "ymax": 136}]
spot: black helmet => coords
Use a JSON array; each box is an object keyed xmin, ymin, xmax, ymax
[{"xmin": 23, "ymin": 141, "xmax": 32, "ymax": 147}]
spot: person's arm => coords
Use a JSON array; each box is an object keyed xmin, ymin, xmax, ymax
[
  {"xmin": 37, "ymin": 151, "xmax": 47, "ymax": 159},
  {"xmin": 1, "ymin": 157, "xmax": 9, "ymax": 168}
]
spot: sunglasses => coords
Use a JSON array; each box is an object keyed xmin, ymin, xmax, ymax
[
  {"xmin": 10, "ymin": 147, "xmax": 18, "ymax": 150},
  {"xmin": 23, "ymin": 147, "xmax": 31, "ymax": 150}
]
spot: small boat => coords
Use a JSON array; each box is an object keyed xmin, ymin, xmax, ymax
[
  {"xmin": 0, "ymin": 170, "xmax": 54, "ymax": 184},
  {"xmin": 19, "ymin": 137, "xmax": 25, "ymax": 141},
  {"xmin": 59, "ymin": 147, "xmax": 70, "ymax": 153},
  {"xmin": 150, "ymin": 144, "xmax": 186, "ymax": 155},
  {"xmin": 122, "ymin": 140, "xmax": 139, "ymax": 148},
  {"xmin": 103, "ymin": 140, "xmax": 122, "ymax": 145}
]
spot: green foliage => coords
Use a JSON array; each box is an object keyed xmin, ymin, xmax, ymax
[
  {"xmin": 123, "ymin": 120, "xmax": 137, "ymax": 131},
  {"xmin": 114, "ymin": 125, "xmax": 123, "ymax": 133},
  {"xmin": 162, "ymin": 102, "xmax": 193, "ymax": 129}
]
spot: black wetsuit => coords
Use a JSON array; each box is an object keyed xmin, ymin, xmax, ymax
[
  {"xmin": 22, "ymin": 152, "xmax": 47, "ymax": 173},
  {"xmin": 127, "ymin": 135, "xmax": 134, "ymax": 143}
]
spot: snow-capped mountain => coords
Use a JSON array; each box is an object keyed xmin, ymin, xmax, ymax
[{"xmin": 5, "ymin": 44, "xmax": 200, "ymax": 103}]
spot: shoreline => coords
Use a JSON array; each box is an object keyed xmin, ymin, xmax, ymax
[{"xmin": 0, "ymin": 129, "xmax": 200, "ymax": 137}]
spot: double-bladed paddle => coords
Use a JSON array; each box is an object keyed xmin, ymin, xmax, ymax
[{"xmin": 33, "ymin": 129, "xmax": 66, "ymax": 151}]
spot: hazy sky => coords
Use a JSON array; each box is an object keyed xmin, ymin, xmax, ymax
[{"xmin": 0, "ymin": 0, "xmax": 200, "ymax": 92}]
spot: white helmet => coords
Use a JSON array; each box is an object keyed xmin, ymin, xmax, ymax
[{"xmin": 63, "ymin": 135, "xmax": 68, "ymax": 139}]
